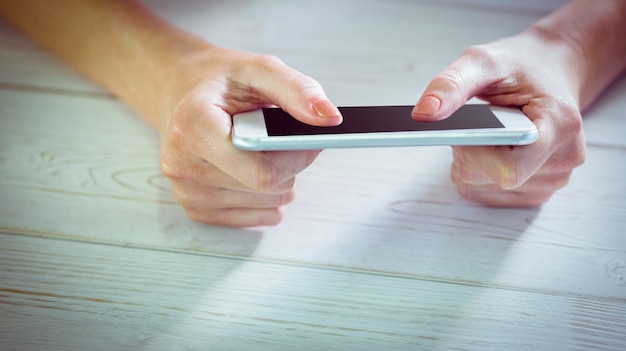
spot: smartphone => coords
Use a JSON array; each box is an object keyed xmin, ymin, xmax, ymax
[{"xmin": 231, "ymin": 104, "xmax": 538, "ymax": 150}]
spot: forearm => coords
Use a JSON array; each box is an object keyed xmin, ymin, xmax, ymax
[
  {"xmin": 526, "ymin": 0, "xmax": 626, "ymax": 111},
  {"xmin": 0, "ymin": 0, "xmax": 207, "ymax": 128}
]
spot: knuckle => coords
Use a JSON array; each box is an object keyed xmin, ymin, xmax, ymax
[
  {"xmin": 186, "ymin": 208, "xmax": 206, "ymax": 223},
  {"xmin": 186, "ymin": 209, "xmax": 222, "ymax": 225},
  {"xmin": 550, "ymin": 171, "xmax": 573, "ymax": 191},
  {"xmin": 249, "ymin": 161, "xmax": 282, "ymax": 192},
  {"xmin": 433, "ymin": 69, "xmax": 465, "ymax": 95},
  {"xmin": 287, "ymin": 72, "xmax": 320, "ymax": 94},
  {"xmin": 160, "ymin": 154, "xmax": 182, "ymax": 180},
  {"xmin": 185, "ymin": 206, "xmax": 235, "ymax": 227},
  {"xmin": 160, "ymin": 123, "xmax": 192, "ymax": 182},
  {"xmin": 159, "ymin": 146, "xmax": 193, "ymax": 183},
  {"xmin": 243, "ymin": 54, "xmax": 287, "ymax": 80},
  {"xmin": 188, "ymin": 208, "xmax": 285, "ymax": 227},
  {"xmin": 169, "ymin": 183, "xmax": 188, "ymax": 205},
  {"xmin": 251, "ymin": 53, "xmax": 284, "ymax": 69},
  {"xmin": 454, "ymin": 181, "xmax": 470, "ymax": 200},
  {"xmin": 572, "ymin": 148, "xmax": 586, "ymax": 169},
  {"xmin": 463, "ymin": 44, "xmax": 495, "ymax": 61},
  {"xmin": 570, "ymin": 128, "xmax": 587, "ymax": 169},
  {"xmin": 528, "ymin": 194, "xmax": 553, "ymax": 207},
  {"xmin": 242, "ymin": 53, "xmax": 324, "ymax": 109},
  {"xmin": 462, "ymin": 44, "xmax": 499, "ymax": 70},
  {"xmin": 253, "ymin": 53, "xmax": 321, "ymax": 93},
  {"xmin": 263, "ymin": 210, "xmax": 285, "ymax": 227},
  {"xmin": 279, "ymin": 189, "xmax": 297, "ymax": 206},
  {"xmin": 495, "ymin": 159, "xmax": 527, "ymax": 190},
  {"xmin": 554, "ymin": 106, "xmax": 586, "ymax": 171},
  {"xmin": 567, "ymin": 136, "xmax": 587, "ymax": 170},
  {"xmin": 454, "ymin": 161, "xmax": 481, "ymax": 185},
  {"xmin": 168, "ymin": 90, "xmax": 206, "ymax": 132},
  {"xmin": 272, "ymin": 176, "xmax": 297, "ymax": 194},
  {"xmin": 558, "ymin": 104, "xmax": 586, "ymax": 167},
  {"xmin": 283, "ymin": 74, "xmax": 323, "ymax": 115},
  {"xmin": 560, "ymin": 104, "xmax": 584, "ymax": 135}
]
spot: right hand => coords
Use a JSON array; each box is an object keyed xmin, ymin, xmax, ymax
[
  {"xmin": 158, "ymin": 46, "xmax": 342, "ymax": 227},
  {"xmin": 411, "ymin": 31, "xmax": 586, "ymax": 207}
]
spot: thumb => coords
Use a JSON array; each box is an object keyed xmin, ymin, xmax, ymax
[
  {"xmin": 412, "ymin": 48, "xmax": 502, "ymax": 121},
  {"xmin": 251, "ymin": 55, "xmax": 342, "ymax": 127}
]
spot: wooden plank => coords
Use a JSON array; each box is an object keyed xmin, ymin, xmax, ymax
[
  {"xmin": 1, "ymin": 232, "xmax": 624, "ymax": 351},
  {"xmin": 0, "ymin": 0, "xmax": 558, "ymax": 102},
  {"xmin": 0, "ymin": 20, "xmax": 105, "ymax": 95},
  {"xmin": 2, "ymin": 0, "xmax": 623, "ymax": 144},
  {"xmin": 1, "ymin": 3, "xmax": 624, "ymax": 349},
  {"xmin": 1, "ymin": 88, "xmax": 625, "ymax": 301}
]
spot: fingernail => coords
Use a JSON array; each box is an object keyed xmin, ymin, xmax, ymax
[
  {"xmin": 412, "ymin": 95, "xmax": 441, "ymax": 116},
  {"xmin": 312, "ymin": 99, "xmax": 342, "ymax": 118}
]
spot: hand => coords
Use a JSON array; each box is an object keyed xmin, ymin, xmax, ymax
[
  {"xmin": 159, "ymin": 46, "xmax": 342, "ymax": 226},
  {"xmin": 411, "ymin": 31, "xmax": 586, "ymax": 207}
]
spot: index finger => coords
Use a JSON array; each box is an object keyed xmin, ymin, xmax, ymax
[
  {"xmin": 237, "ymin": 54, "xmax": 343, "ymax": 127},
  {"xmin": 412, "ymin": 45, "xmax": 510, "ymax": 121}
]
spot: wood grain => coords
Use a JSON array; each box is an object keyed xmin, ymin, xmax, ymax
[
  {"xmin": 1, "ymin": 1, "xmax": 625, "ymax": 350},
  {"xmin": 1, "ymin": 88, "xmax": 624, "ymax": 302},
  {"xmin": 2, "ymin": 233, "xmax": 625, "ymax": 351}
]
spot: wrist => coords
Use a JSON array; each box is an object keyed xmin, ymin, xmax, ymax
[
  {"xmin": 127, "ymin": 29, "xmax": 215, "ymax": 130},
  {"xmin": 526, "ymin": 0, "xmax": 626, "ymax": 111}
]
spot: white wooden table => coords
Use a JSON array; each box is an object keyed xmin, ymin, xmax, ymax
[{"xmin": 1, "ymin": 1, "xmax": 625, "ymax": 350}]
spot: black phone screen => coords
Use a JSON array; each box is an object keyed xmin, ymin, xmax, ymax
[{"xmin": 264, "ymin": 105, "xmax": 504, "ymax": 136}]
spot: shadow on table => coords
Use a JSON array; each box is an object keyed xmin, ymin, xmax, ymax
[
  {"xmin": 258, "ymin": 166, "xmax": 544, "ymax": 349},
  {"xmin": 144, "ymin": 156, "xmax": 541, "ymax": 350},
  {"xmin": 326, "ymin": 175, "xmax": 542, "ymax": 349}
]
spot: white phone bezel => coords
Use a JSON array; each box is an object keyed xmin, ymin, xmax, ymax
[{"xmin": 232, "ymin": 105, "xmax": 538, "ymax": 151}]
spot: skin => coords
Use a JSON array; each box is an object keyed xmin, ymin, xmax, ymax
[
  {"xmin": 1, "ymin": 0, "xmax": 625, "ymax": 225},
  {"xmin": 412, "ymin": 0, "xmax": 626, "ymax": 207},
  {"xmin": 0, "ymin": 0, "xmax": 342, "ymax": 227}
]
